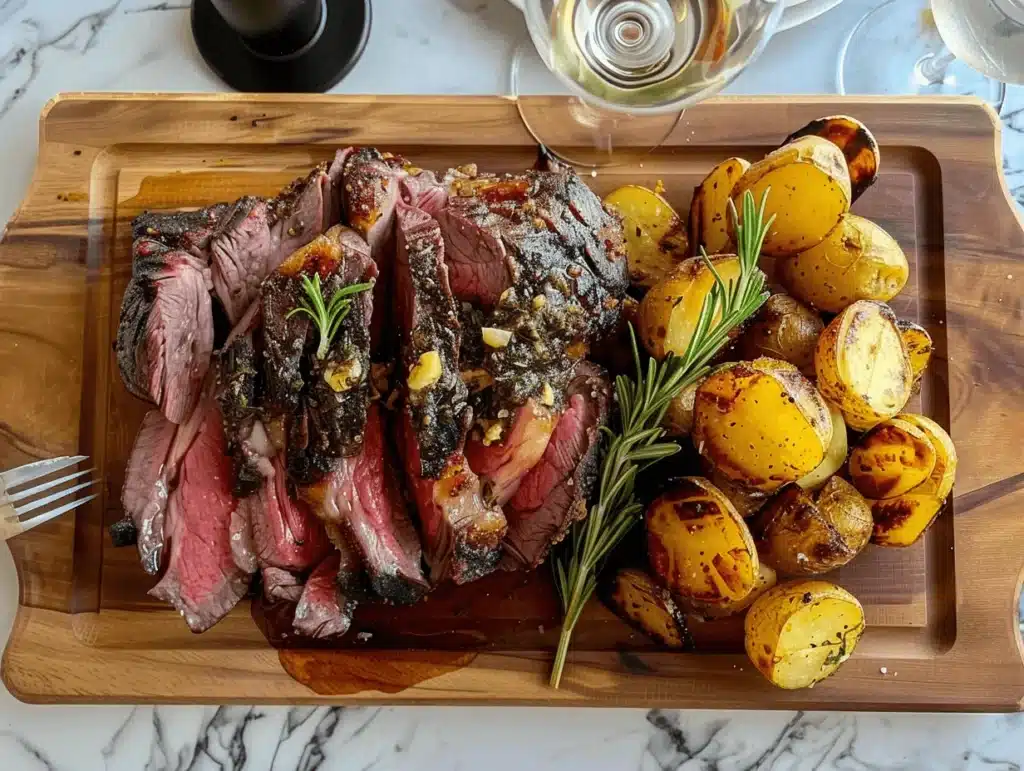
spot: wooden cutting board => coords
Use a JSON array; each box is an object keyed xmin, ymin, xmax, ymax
[{"xmin": 2, "ymin": 94, "xmax": 1023, "ymax": 710}]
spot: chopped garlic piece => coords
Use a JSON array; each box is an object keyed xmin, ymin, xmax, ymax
[
  {"xmin": 482, "ymin": 327, "xmax": 512, "ymax": 348},
  {"xmin": 460, "ymin": 368, "xmax": 494, "ymax": 392},
  {"xmin": 532, "ymin": 295, "xmax": 547, "ymax": 310},
  {"xmin": 324, "ymin": 358, "xmax": 363, "ymax": 392},
  {"xmin": 540, "ymin": 382, "xmax": 555, "ymax": 407},
  {"xmin": 483, "ymin": 421, "xmax": 504, "ymax": 446},
  {"xmin": 408, "ymin": 351, "xmax": 442, "ymax": 391}
]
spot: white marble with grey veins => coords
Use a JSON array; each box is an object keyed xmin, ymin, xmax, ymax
[{"xmin": 1, "ymin": 0, "xmax": 1023, "ymax": 769}]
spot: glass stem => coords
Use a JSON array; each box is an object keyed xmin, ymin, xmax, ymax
[{"xmin": 918, "ymin": 47, "xmax": 957, "ymax": 85}]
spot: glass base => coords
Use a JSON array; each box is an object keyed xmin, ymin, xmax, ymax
[{"xmin": 837, "ymin": 0, "xmax": 1006, "ymax": 109}]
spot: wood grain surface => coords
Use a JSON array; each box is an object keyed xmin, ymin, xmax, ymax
[{"xmin": 1, "ymin": 94, "xmax": 1022, "ymax": 710}]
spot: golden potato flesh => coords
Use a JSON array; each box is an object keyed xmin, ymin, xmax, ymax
[
  {"xmin": 693, "ymin": 358, "xmax": 833, "ymax": 492},
  {"xmin": 744, "ymin": 580, "xmax": 865, "ymax": 689},
  {"xmin": 755, "ymin": 478, "xmax": 872, "ymax": 576},
  {"xmin": 646, "ymin": 477, "xmax": 759, "ymax": 607},
  {"xmin": 639, "ymin": 254, "xmax": 742, "ymax": 361},
  {"xmin": 689, "ymin": 157, "xmax": 750, "ymax": 255},
  {"xmin": 897, "ymin": 319, "xmax": 933, "ymax": 388},
  {"xmin": 870, "ymin": 413, "xmax": 957, "ymax": 547},
  {"xmin": 688, "ymin": 562, "xmax": 777, "ymax": 620},
  {"xmin": 797, "ymin": 403, "xmax": 848, "ymax": 492},
  {"xmin": 848, "ymin": 418, "xmax": 936, "ymax": 499},
  {"xmin": 603, "ymin": 185, "xmax": 690, "ymax": 289},
  {"xmin": 602, "ymin": 568, "xmax": 693, "ymax": 649},
  {"xmin": 778, "ymin": 214, "xmax": 909, "ymax": 313},
  {"xmin": 735, "ymin": 293, "xmax": 824, "ymax": 376},
  {"xmin": 783, "ymin": 115, "xmax": 881, "ymax": 202},
  {"xmin": 732, "ymin": 136, "xmax": 851, "ymax": 256},
  {"xmin": 814, "ymin": 300, "xmax": 913, "ymax": 431}
]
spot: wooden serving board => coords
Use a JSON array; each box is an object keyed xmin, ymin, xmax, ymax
[{"xmin": 2, "ymin": 94, "xmax": 1023, "ymax": 710}]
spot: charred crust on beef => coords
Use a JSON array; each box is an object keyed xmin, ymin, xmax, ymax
[{"xmin": 108, "ymin": 514, "xmax": 138, "ymax": 547}]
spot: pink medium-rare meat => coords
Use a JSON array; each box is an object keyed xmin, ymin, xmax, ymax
[
  {"xmin": 149, "ymin": 397, "xmax": 253, "ymax": 633},
  {"xmin": 300, "ymin": 403, "xmax": 429, "ymax": 605},
  {"xmin": 121, "ymin": 410, "xmax": 176, "ymax": 575},
  {"xmin": 464, "ymin": 399, "xmax": 557, "ymax": 507},
  {"xmin": 398, "ymin": 410, "xmax": 507, "ymax": 585},
  {"xmin": 503, "ymin": 363, "xmax": 611, "ymax": 569},
  {"xmin": 262, "ymin": 566, "xmax": 303, "ymax": 603},
  {"xmin": 247, "ymin": 454, "xmax": 331, "ymax": 572},
  {"xmin": 116, "ymin": 241, "xmax": 214, "ymax": 425},
  {"xmin": 293, "ymin": 551, "xmax": 355, "ymax": 639}
]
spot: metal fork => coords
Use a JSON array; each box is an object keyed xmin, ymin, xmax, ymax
[{"xmin": 0, "ymin": 456, "xmax": 96, "ymax": 541}]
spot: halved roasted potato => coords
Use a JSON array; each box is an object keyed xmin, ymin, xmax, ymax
[
  {"xmin": 783, "ymin": 115, "xmax": 880, "ymax": 202},
  {"xmin": 687, "ymin": 562, "xmax": 777, "ymax": 620},
  {"xmin": 689, "ymin": 157, "xmax": 750, "ymax": 255},
  {"xmin": 693, "ymin": 358, "xmax": 833, "ymax": 492},
  {"xmin": 815, "ymin": 300, "xmax": 913, "ymax": 431},
  {"xmin": 744, "ymin": 579, "xmax": 865, "ymax": 689},
  {"xmin": 870, "ymin": 413, "xmax": 957, "ymax": 547},
  {"xmin": 638, "ymin": 254, "xmax": 743, "ymax": 360},
  {"xmin": 732, "ymin": 136, "xmax": 851, "ymax": 256},
  {"xmin": 601, "ymin": 568, "xmax": 693, "ymax": 649},
  {"xmin": 604, "ymin": 185, "xmax": 690, "ymax": 289},
  {"xmin": 848, "ymin": 418, "xmax": 937, "ymax": 499},
  {"xmin": 897, "ymin": 319, "xmax": 933, "ymax": 388},
  {"xmin": 755, "ymin": 477, "xmax": 872, "ymax": 576},
  {"xmin": 663, "ymin": 378, "xmax": 701, "ymax": 438},
  {"xmin": 707, "ymin": 467, "xmax": 771, "ymax": 519},
  {"xmin": 735, "ymin": 293, "xmax": 824, "ymax": 376},
  {"xmin": 778, "ymin": 214, "xmax": 909, "ymax": 313},
  {"xmin": 797, "ymin": 403, "xmax": 848, "ymax": 492},
  {"xmin": 646, "ymin": 477, "xmax": 759, "ymax": 607}
]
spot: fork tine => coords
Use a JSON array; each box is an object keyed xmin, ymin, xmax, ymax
[
  {"xmin": 13, "ymin": 479, "xmax": 97, "ymax": 517},
  {"xmin": 1, "ymin": 456, "xmax": 88, "ymax": 489},
  {"xmin": 14, "ymin": 494, "xmax": 97, "ymax": 534},
  {"xmin": 6, "ymin": 468, "xmax": 95, "ymax": 504}
]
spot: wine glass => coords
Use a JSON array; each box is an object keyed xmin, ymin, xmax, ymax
[
  {"xmin": 838, "ymin": 0, "xmax": 1024, "ymax": 109},
  {"xmin": 512, "ymin": 0, "xmax": 784, "ymax": 167}
]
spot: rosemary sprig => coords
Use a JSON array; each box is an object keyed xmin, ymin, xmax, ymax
[
  {"xmin": 548, "ymin": 189, "xmax": 775, "ymax": 688},
  {"xmin": 286, "ymin": 273, "xmax": 373, "ymax": 360}
]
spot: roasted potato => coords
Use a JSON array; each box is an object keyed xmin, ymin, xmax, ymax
[
  {"xmin": 783, "ymin": 115, "xmax": 880, "ymax": 202},
  {"xmin": 732, "ymin": 136, "xmax": 851, "ymax": 256},
  {"xmin": 693, "ymin": 358, "xmax": 833, "ymax": 492},
  {"xmin": 870, "ymin": 413, "xmax": 957, "ymax": 547},
  {"xmin": 604, "ymin": 185, "xmax": 690, "ymax": 289},
  {"xmin": 755, "ymin": 478, "xmax": 872, "ymax": 576},
  {"xmin": 797, "ymin": 403, "xmax": 848, "ymax": 492},
  {"xmin": 646, "ymin": 477, "xmax": 759, "ymax": 607},
  {"xmin": 848, "ymin": 418, "xmax": 937, "ymax": 499},
  {"xmin": 735, "ymin": 293, "xmax": 824, "ymax": 376},
  {"xmin": 689, "ymin": 157, "xmax": 750, "ymax": 255},
  {"xmin": 744, "ymin": 579, "xmax": 865, "ymax": 689},
  {"xmin": 663, "ymin": 378, "xmax": 701, "ymax": 438},
  {"xmin": 897, "ymin": 319, "xmax": 933, "ymax": 388},
  {"xmin": 638, "ymin": 254, "xmax": 742, "ymax": 360},
  {"xmin": 707, "ymin": 467, "xmax": 770, "ymax": 519},
  {"xmin": 602, "ymin": 568, "xmax": 693, "ymax": 649},
  {"xmin": 777, "ymin": 214, "xmax": 909, "ymax": 313},
  {"xmin": 688, "ymin": 562, "xmax": 777, "ymax": 620},
  {"xmin": 815, "ymin": 300, "xmax": 913, "ymax": 431}
]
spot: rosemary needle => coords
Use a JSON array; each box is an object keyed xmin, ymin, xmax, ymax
[
  {"xmin": 548, "ymin": 188, "xmax": 775, "ymax": 688},
  {"xmin": 286, "ymin": 273, "xmax": 374, "ymax": 360}
]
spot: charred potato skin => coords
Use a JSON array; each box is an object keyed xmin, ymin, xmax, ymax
[
  {"xmin": 735, "ymin": 293, "xmax": 824, "ymax": 376},
  {"xmin": 814, "ymin": 300, "xmax": 913, "ymax": 432},
  {"xmin": 693, "ymin": 358, "xmax": 833, "ymax": 493},
  {"xmin": 783, "ymin": 115, "xmax": 881, "ymax": 202},
  {"xmin": 848, "ymin": 418, "xmax": 937, "ymax": 499},
  {"xmin": 687, "ymin": 562, "xmax": 778, "ymax": 620},
  {"xmin": 732, "ymin": 136, "xmax": 852, "ymax": 257},
  {"xmin": 778, "ymin": 215, "xmax": 909, "ymax": 313},
  {"xmin": 689, "ymin": 157, "xmax": 750, "ymax": 255},
  {"xmin": 897, "ymin": 319, "xmax": 933, "ymax": 388},
  {"xmin": 603, "ymin": 185, "xmax": 690, "ymax": 289},
  {"xmin": 755, "ymin": 477, "xmax": 872, "ymax": 576},
  {"xmin": 601, "ymin": 568, "xmax": 693, "ymax": 650},
  {"xmin": 645, "ymin": 477, "xmax": 759, "ymax": 607}
]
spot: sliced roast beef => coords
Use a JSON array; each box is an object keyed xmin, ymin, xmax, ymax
[
  {"xmin": 394, "ymin": 194, "xmax": 470, "ymax": 478},
  {"xmin": 301, "ymin": 403, "xmax": 428, "ymax": 605},
  {"xmin": 247, "ymin": 454, "xmax": 331, "ymax": 572},
  {"xmin": 132, "ymin": 204, "xmax": 229, "ymax": 259},
  {"xmin": 121, "ymin": 411, "xmax": 176, "ymax": 574},
  {"xmin": 149, "ymin": 397, "xmax": 252, "ymax": 632},
  {"xmin": 116, "ymin": 242, "xmax": 214, "ymax": 424},
  {"xmin": 262, "ymin": 566, "xmax": 303, "ymax": 603},
  {"xmin": 464, "ymin": 399, "xmax": 557, "ymax": 507},
  {"xmin": 503, "ymin": 363, "xmax": 611, "ymax": 569},
  {"xmin": 293, "ymin": 551, "xmax": 355, "ymax": 639},
  {"xmin": 398, "ymin": 410, "xmax": 506, "ymax": 585}
]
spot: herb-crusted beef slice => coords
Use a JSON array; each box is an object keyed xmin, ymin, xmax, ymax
[
  {"xmin": 149, "ymin": 396, "xmax": 253, "ymax": 632},
  {"xmin": 300, "ymin": 403, "xmax": 429, "ymax": 605},
  {"xmin": 503, "ymin": 362, "xmax": 611, "ymax": 569},
  {"xmin": 293, "ymin": 551, "xmax": 355, "ymax": 639},
  {"xmin": 132, "ymin": 204, "xmax": 229, "ymax": 259}
]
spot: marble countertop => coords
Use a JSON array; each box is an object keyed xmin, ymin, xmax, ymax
[{"xmin": 1, "ymin": 0, "xmax": 1022, "ymax": 768}]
